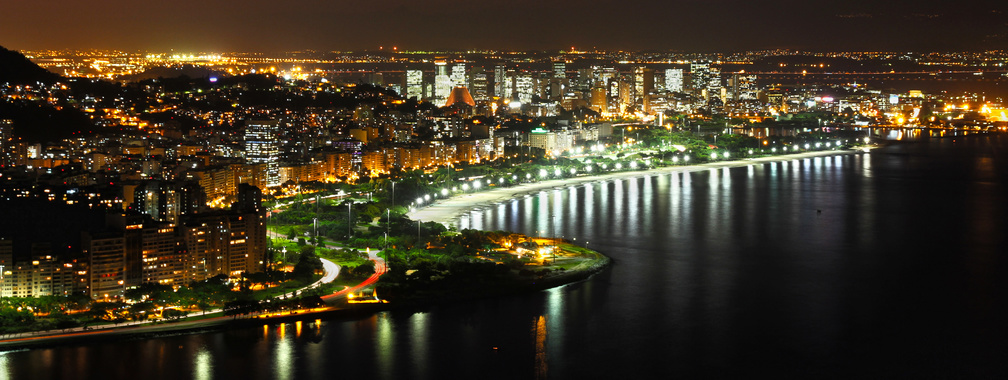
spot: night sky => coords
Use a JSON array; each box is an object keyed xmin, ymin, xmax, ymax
[{"xmin": 3, "ymin": 0, "xmax": 1006, "ymax": 52}]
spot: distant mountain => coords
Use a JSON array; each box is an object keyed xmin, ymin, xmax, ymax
[
  {"xmin": 0, "ymin": 45, "xmax": 62, "ymax": 84},
  {"xmin": 0, "ymin": 45, "xmax": 90, "ymax": 143}
]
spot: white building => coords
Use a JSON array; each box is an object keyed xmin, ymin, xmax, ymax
[
  {"xmin": 665, "ymin": 68, "xmax": 684, "ymax": 93},
  {"xmin": 245, "ymin": 119, "xmax": 280, "ymax": 187},
  {"xmin": 406, "ymin": 69, "xmax": 424, "ymax": 100}
]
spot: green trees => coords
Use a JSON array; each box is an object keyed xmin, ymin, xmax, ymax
[{"xmin": 292, "ymin": 245, "xmax": 324, "ymax": 281}]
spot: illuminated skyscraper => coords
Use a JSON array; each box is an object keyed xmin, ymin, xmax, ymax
[
  {"xmin": 634, "ymin": 66, "xmax": 653, "ymax": 103},
  {"xmin": 707, "ymin": 67, "xmax": 722, "ymax": 102},
  {"xmin": 406, "ymin": 69, "xmax": 424, "ymax": 100},
  {"xmin": 245, "ymin": 119, "xmax": 280, "ymax": 187},
  {"xmin": 690, "ymin": 62, "xmax": 710, "ymax": 96},
  {"xmin": 665, "ymin": 68, "xmax": 684, "ymax": 93},
  {"xmin": 451, "ymin": 62, "xmax": 467, "ymax": 88},
  {"xmin": 471, "ymin": 71, "xmax": 489, "ymax": 102},
  {"xmin": 0, "ymin": 119, "xmax": 12, "ymax": 166},
  {"xmin": 553, "ymin": 61, "xmax": 566, "ymax": 80},
  {"xmin": 730, "ymin": 73, "xmax": 758, "ymax": 100},
  {"xmin": 590, "ymin": 86, "xmax": 608, "ymax": 114},
  {"xmin": 435, "ymin": 59, "xmax": 451, "ymax": 104},
  {"xmin": 494, "ymin": 64, "xmax": 507, "ymax": 98},
  {"xmin": 515, "ymin": 74, "xmax": 535, "ymax": 104}
]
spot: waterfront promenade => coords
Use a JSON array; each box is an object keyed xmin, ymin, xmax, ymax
[{"xmin": 410, "ymin": 149, "xmax": 866, "ymax": 226}]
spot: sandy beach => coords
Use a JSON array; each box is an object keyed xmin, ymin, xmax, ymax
[{"xmin": 409, "ymin": 149, "xmax": 868, "ymax": 226}]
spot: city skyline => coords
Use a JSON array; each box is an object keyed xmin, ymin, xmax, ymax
[{"xmin": 3, "ymin": 0, "xmax": 1007, "ymax": 52}]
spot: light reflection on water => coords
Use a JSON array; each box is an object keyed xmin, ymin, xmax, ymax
[
  {"xmin": 4, "ymin": 137, "xmax": 1008, "ymax": 378},
  {"xmin": 193, "ymin": 346, "xmax": 213, "ymax": 380},
  {"xmin": 0, "ymin": 351, "xmax": 11, "ymax": 380}
]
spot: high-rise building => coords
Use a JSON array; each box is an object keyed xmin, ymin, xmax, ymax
[
  {"xmin": 590, "ymin": 86, "xmax": 608, "ymax": 114},
  {"xmin": 665, "ymin": 68, "xmax": 684, "ymax": 93},
  {"xmin": 690, "ymin": 62, "xmax": 710, "ymax": 96},
  {"xmin": 0, "ymin": 119, "xmax": 14, "ymax": 166},
  {"xmin": 434, "ymin": 60, "xmax": 452, "ymax": 104},
  {"xmin": 406, "ymin": 69, "xmax": 424, "ymax": 100},
  {"xmin": 553, "ymin": 61, "xmax": 566, "ymax": 80},
  {"xmin": 707, "ymin": 68, "xmax": 723, "ymax": 102},
  {"xmin": 245, "ymin": 119, "xmax": 280, "ymax": 187},
  {"xmin": 83, "ymin": 232, "xmax": 126, "ymax": 299},
  {"xmin": 134, "ymin": 180, "xmax": 180, "ymax": 224},
  {"xmin": 515, "ymin": 74, "xmax": 535, "ymax": 104},
  {"xmin": 141, "ymin": 222, "xmax": 183, "ymax": 286},
  {"xmin": 471, "ymin": 71, "xmax": 489, "ymax": 102},
  {"xmin": 730, "ymin": 73, "xmax": 758, "ymax": 101},
  {"xmin": 450, "ymin": 62, "xmax": 467, "ymax": 88},
  {"xmin": 493, "ymin": 64, "xmax": 507, "ymax": 98},
  {"xmin": 634, "ymin": 67, "xmax": 653, "ymax": 102}
]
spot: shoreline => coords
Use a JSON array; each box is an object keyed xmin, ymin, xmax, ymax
[
  {"xmin": 0, "ymin": 149, "xmax": 863, "ymax": 352},
  {"xmin": 409, "ymin": 148, "xmax": 868, "ymax": 226},
  {"xmin": 0, "ymin": 304, "xmax": 389, "ymax": 351}
]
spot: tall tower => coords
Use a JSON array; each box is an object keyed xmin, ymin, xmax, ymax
[
  {"xmin": 552, "ymin": 61, "xmax": 566, "ymax": 80},
  {"xmin": 707, "ymin": 67, "xmax": 722, "ymax": 102},
  {"xmin": 434, "ymin": 59, "xmax": 452, "ymax": 105},
  {"xmin": 450, "ymin": 62, "xmax": 467, "ymax": 88},
  {"xmin": 245, "ymin": 119, "xmax": 280, "ymax": 187},
  {"xmin": 665, "ymin": 68, "xmax": 684, "ymax": 93},
  {"xmin": 493, "ymin": 64, "xmax": 507, "ymax": 99},
  {"xmin": 634, "ymin": 66, "xmax": 653, "ymax": 103},
  {"xmin": 406, "ymin": 69, "xmax": 424, "ymax": 100},
  {"xmin": 0, "ymin": 119, "xmax": 12, "ymax": 166},
  {"xmin": 690, "ymin": 62, "xmax": 710, "ymax": 96}
]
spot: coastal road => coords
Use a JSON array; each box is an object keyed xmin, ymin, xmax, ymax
[
  {"xmin": 409, "ymin": 149, "xmax": 869, "ymax": 225},
  {"xmin": 0, "ymin": 253, "xmax": 345, "ymax": 347},
  {"xmin": 278, "ymin": 258, "xmax": 340, "ymax": 299},
  {"xmin": 322, "ymin": 248, "xmax": 387, "ymax": 302}
]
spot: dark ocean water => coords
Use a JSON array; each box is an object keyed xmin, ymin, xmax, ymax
[{"xmin": 3, "ymin": 135, "xmax": 1007, "ymax": 379}]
